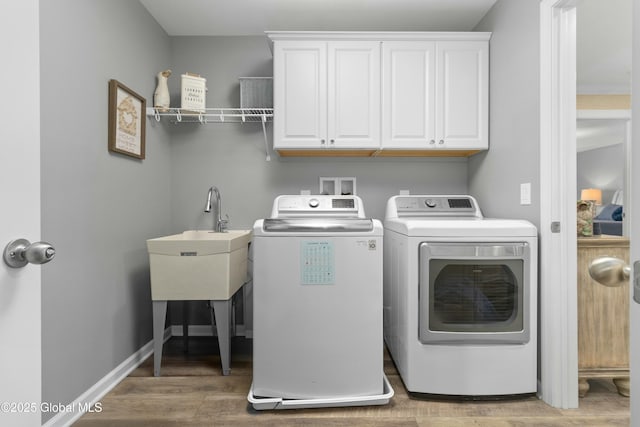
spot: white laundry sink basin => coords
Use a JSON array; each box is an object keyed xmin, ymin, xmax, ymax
[{"xmin": 147, "ymin": 230, "xmax": 252, "ymax": 300}]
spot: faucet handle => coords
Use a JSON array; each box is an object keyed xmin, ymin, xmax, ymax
[{"xmin": 218, "ymin": 215, "xmax": 230, "ymax": 232}]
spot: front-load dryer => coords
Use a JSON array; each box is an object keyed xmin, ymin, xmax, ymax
[{"xmin": 383, "ymin": 195, "xmax": 538, "ymax": 397}]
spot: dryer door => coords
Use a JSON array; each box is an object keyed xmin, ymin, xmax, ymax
[{"xmin": 418, "ymin": 242, "xmax": 531, "ymax": 344}]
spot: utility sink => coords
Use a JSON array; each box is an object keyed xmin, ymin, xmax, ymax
[
  {"xmin": 147, "ymin": 229, "xmax": 252, "ymax": 300},
  {"xmin": 147, "ymin": 229, "xmax": 252, "ymax": 377}
]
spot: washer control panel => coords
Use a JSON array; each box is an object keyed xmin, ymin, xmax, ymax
[{"xmin": 272, "ymin": 195, "xmax": 363, "ymax": 218}]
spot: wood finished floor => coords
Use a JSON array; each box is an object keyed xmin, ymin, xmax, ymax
[{"xmin": 75, "ymin": 337, "xmax": 629, "ymax": 426}]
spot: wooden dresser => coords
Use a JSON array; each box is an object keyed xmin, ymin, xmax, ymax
[{"xmin": 577, "ymin": 235, "xmax": 630, "ymax": 397}]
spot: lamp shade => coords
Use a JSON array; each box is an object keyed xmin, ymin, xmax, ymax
[{"xmin": 581, "ymin": 188, "xmax": 602, "ymax": 205}]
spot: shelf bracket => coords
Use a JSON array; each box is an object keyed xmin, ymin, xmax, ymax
[{"xmin": 261, "ymin": 115, "xmax": 271, "ymax": 161}]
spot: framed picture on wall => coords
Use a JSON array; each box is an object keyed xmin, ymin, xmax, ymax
[{"xmin": 108, "ymin": 79, "xmax": 146, "ymax": 159}]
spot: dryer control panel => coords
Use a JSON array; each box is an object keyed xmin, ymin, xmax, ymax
[{"xmin": 386, "ymin": 195, "xmax": 483, "ymax": 219}]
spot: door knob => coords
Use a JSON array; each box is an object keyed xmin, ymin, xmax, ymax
[
  {"xmin": 3, "ymin": 239, "xmax": 56, "ymax": 268},
  {"xmin": 588, "ymin": 256, "xmax": 630, "ymax": 287}
]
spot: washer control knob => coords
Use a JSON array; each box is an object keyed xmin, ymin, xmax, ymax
[
  {"xmin": 309, "ymin": 198, "xmax": 320, "ymax": 208},
  {"xmin": 425, "ymin": 199, "xmax": 437, "ymax": 208}
]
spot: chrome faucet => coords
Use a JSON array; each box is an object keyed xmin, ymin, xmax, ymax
[{"xmin": 204, "ymin": 186, "xmax": 227, "ymax": 232}]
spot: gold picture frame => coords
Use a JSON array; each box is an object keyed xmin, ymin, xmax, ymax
[{"xmin": 108, "ymin": 79, "xmax": 146, "ymax": 159}]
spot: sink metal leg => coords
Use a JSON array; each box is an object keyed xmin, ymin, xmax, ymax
[
  {"xmin": 210, "ymin": 299, "xmax": 232, "ymax": 376},
  {"xmin": 182, "ymin": 301, "xmax": 189, "ymax": 353},
  {"xmin": 152, "ymin": 300, "xmax": 168, "ymax": 377}
]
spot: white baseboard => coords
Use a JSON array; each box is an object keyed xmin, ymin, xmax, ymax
[{"xmin": 42, "ymin": 328, "xmax": 171, "ymax": 427}]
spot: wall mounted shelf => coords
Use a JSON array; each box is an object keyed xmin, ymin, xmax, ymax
[
  {"xmin": 146, "ymin": 107, "xmax": 274, "ymax": 160},
  {"xmin": 147, "ymin": 107, "xmax": 273, "ymax": 124}
]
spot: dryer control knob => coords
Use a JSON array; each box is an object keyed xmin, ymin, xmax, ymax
[
  {"xmin": 309, "ymin": 198, "xmax": 320, "ymax": 208},
  {"xmin": 425, "ymin": 199, "xmax": 437, "ymax": 208}
]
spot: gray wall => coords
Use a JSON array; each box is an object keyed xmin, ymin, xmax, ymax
[
  {"xmin": 577, "ymin": 144, "xmax": 625, "ymax": 204},
  {"xmin": 38, "ymin": 0, "xmax": 542, "ymax": 415},
  {"xmin": 166, "ymin": 37, "xmax": 469, "ymax": 230},
  {"xmin": 166, "ymin": 36, "xmax": 469, "ymax": 324},
  {"xmin": 40, "ymin": 0, "xmax": 172, "ymax": 421},
  {"xmin": 38, "ymin": 8, "xmax": 469, "ymax": 413},
  {"xmin": 469, "ymin": 0, "xmax": 541, "ymax": 227}
]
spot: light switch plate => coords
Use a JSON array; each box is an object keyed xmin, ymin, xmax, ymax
[{"xmin": 520, "ymin": 183, "xmax": 531, "ymax": 205}]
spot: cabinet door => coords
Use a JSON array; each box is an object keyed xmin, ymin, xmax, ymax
[
  {"xmin": 436, "ymin": 41, "xmax": 488, "ymax": 149},
  {"xmin": 382, "ymin": 42, "xmax": 436, "ymax": 149},
  {"xmin": 327, "ymin": 41, "xmax": 381, "ymax": 149},
  {"xmin": 273, "ymin": 41, "xmax": 327, "ymax": 149}
]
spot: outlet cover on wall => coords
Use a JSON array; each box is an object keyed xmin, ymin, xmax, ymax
[{"xmin": 319, "ymin": 177, "xmax": 356, "ymax": 195}]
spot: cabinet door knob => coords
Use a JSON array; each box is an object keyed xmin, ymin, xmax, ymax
[
  {"xmin": 320, "ymin": 139, "xmax": 326, "ymax": 144},
  {"xmin": 439, "ymin": 140, "xmax": 444, "ymax": 145},
  {"xmin": 429, "ymin": 139, "xmax": 435, "ymax": 145},
  {"xmin": 330, "ymin": 139, "xmax": 335, "ymax": 144}
]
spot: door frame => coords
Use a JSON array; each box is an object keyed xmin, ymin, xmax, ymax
[
  {"xmin": 630, "ymin": 0, "xmax": 639, "ymax": 421},
  {"xmin": 539, "ymin": 0, "xmax": 579, "ymax": 408},
  {"xmin": 0, "ymin": 0, "xmax": 42, "ymax": 425}
]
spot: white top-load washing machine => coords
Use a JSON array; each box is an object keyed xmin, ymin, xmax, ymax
[
  {"xmin": 249, "ymin": 195, "xmax": 393, "ymax": 410},
  {"xmin": 384, "ymin": 195, "xmax": 538, "ymax": 397}
]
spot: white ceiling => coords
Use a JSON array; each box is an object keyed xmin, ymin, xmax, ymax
[
  {"xmin": 576, "ymin": 118, "xmax": 628, "ymax": 152},
  {"xmin": 139, "ymin": 0, "xmax": 498, "ymax": 35},
  {"xmin": 140, "ymin": 0, "xmax": 631, "ymax": 95},
  {"xmin": 577, "ymin": 0, "xmax": 631, "ymax": 94},
  {"xmin": 576, "ymin": 0, "xmax": 631, "ymax": 151}
]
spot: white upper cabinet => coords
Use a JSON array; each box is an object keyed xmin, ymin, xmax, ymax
[
  {"xmin": 273, "ymin": 39, "xmax": 380, "ymax": 152},
  {"xmin": 268, "ymin": 32, "xmax": 490, "ymax": 157},
  {"xmin": 382, "ymin": 39, "xmax": 488, "ymax": 151},
  {"xmin": 328, "ymin": 42, "xmax": 381, "ymax": 149},
  {"xmin": 382, "ymin": 42, "xmax": 436, "ymax": 149},
  {"xmin": 273, "ymin": 41, "xmax": 327, "ymax": 149},
  {"xmin": 436, "ymin": 41, "xmax": 488, "ymax": 150}
]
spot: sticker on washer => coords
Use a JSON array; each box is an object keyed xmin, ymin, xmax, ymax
[
  {"xmin": 301, "ymin": 241, "xmax": 334, "ymax": 285},
  {"xmin": 356, "ymin": 239, "xmax": 377, "ymax": 250}
]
